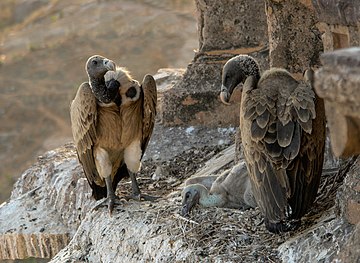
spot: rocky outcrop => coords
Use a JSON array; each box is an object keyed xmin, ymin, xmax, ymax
[
  {"xmin": 313, "ymin": 0, "xmax": 360, "ymax": 26},
  {"xmin": 265, "ymin": 0, "xmax": 323, "ymax": 74},
  {"xmin": 0, "ymin": 146, "xmax": 130, "ymax": 260},
  {"xmin": 314, "ymin": 0, "xmax": 360, "ymax": 51},
  {"xmin": 0, "ymin": 123, "xmax": 237, "ymax": 261},
  {"xmin": 0, "ymin": 141, "xmax": 358, "ymax": 262},
  {"xmin": 315, "ymin": 48, "xmax": 360, "ymax": 157},
  {"xmin": 0, "ymin": 144, "xmax": 92, "ymax": 260},
  {"xmin": 279, "ymin": 157, "xmax": 358, "ymax": 262},
  {"xmin": 1, "ymin": 0, "xmax": 360, "ymax": 261},
  {"xmin": 159, "ymin": 0, "xmax": 269, "ymax": 127}
]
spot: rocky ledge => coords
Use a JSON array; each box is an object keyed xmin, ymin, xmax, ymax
[{"xmin": 0, "ymin": 125, "xmax": 359, "ymax": 262}]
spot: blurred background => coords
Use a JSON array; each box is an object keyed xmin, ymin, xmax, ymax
[{"xmin": 0, "ymin": 0, "xmax": 198, "ymax": 203}]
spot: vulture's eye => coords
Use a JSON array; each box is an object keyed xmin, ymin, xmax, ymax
[
  {"xmin": 92, "ymin": 60, "xmax": 98, "ymax": 65},
  {"xmin": 185, "ymin": 192, "xmax": 191, "ymax": 199}
]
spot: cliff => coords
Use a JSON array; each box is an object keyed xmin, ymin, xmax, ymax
[{"xmin": 0, "ymin": 126, "xmax": 358, "ymax": 262}]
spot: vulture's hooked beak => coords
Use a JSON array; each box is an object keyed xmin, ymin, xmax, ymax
[
  {"xmin": 180, "ymin": 190, "xmax": 200, "ymax": 216},
  {"xmin": 103, "ymin": 59, "xmax": 116, "ymax": 71},
  {"xmin": 220, "ymin": 85, "xmax": 231, "ymax": 105}
]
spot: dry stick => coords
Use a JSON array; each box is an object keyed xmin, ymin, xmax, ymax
[{"xmin": 173, "ymin": 213, "xmax": 199, "ymax": 225}]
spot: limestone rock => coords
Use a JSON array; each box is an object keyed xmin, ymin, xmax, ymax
[
  {"xmin": 50, "ymin": 201, "xmax": 193, "ymax": 263},
  {"xmin": 0, "ymin": 142, "xmax": 359, "ymax": 261},
  {"xmin": 278, "ymin": 156, "xmax": 359, "ymax": 262},
  {"xmin": 0, "ymin": 144, "xmax": 94, "ymax": 260},
  {"xmin": 265, "ymin": 0, "xmax": 323, "ymax": 74},
  {"xmin": 159, "ymin": 0, "xmax": 269, "ymax": 127},
  {"xmin": 336, "ymin": 157, "xmax": 360, "ymax": 225},
  {"xmin": 195, "ymin": 0, "xmax": 268, "ymax": 52},
  {"xmin": 335, "ymin": 223, "xmax": 360, "ymax": 262},
  {"xmin": 313, "ymin": 0, "xmax": 360, "ymax": 26},
  {"xmin": 0, "ymin": 124, "xmax": 237, "ymax": 261},
  {"xmin": 315, "ymin": 48, "xmax": 360, "ymax": 156},
  {"xmin": 278, "ymin": 211, "xmax": 354, "ymax": 262}
]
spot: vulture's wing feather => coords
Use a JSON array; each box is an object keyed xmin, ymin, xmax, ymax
[
  {"xmin": 284, "ymin": 82, "xmax": 325, "ymax": 218},
  {"xmin": 241, "ymin": 73, "xmax": 297, "ymax": 223},
  {"xmin": 242, "ymin": 72, "xmax": 325, "ymax": 224},
  {"xmin": 141, "ymin": 74, "xmax": 157, "ymax": 156},
  {"xmin": 70, "ymin": 83, "xmax": 100, "ymax": 192}
]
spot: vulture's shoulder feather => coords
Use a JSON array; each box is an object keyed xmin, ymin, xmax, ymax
[
  {"xmin": 70, "ymin": 82, "xmax": 99, "ymax": 184},
  {"xmin": 141, "ymin": 74, "xmax": 157, "ymax": 155}
]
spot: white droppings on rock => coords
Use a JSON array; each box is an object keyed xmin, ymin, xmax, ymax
[{"xmin": 186, "ymin": 126, "xmax": 195, "ymax": 134}]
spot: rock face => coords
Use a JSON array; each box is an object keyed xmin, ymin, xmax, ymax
[
  {"xmin": 315, "ymin": 48, "xmax": 360, "ymax": 157},
  {"xmin": 278, "ymin": 157, "xmax": 358, "ymax": 262},
  {"xmin": 50, "ymin": 200, "xmax": 193, "ymax": 263},
  {"xmin": 159, "ymin": 0, "xmax": 269, "ymax": 127},
  {"xmin": 0, "ymin": 144, "xmax": 93, "ymax": 260},
  {"xmin": 0, "ymin": 121, "xmax": 237, "ymax": 261},
  {"xmin": 195, "ymin": 1, "xmax": 268, "ymax": 52},
  {"xmin": 0, "ymin": 142, "xmax": 358, "ymax": 262},
  {"xmin": 265, "ymin": 0, "xmax": 323, "ymax": 74},
  {"xmin": 313, "ymin": 0, "xmax": 360, "ymax": 26},
  {"xmin": 314, "ymin": 0, "xmax": 360, "ymax": 51}
]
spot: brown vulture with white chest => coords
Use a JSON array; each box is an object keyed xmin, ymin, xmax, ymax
[
  {"xmin": 70, "ymin": 55, "xmax": 157, "ymax": 214},
  {"xmin": 220, "ymin": 55, "xmax": 326, "ymax": 233}
]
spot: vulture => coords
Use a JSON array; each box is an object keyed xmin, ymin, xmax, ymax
[
  {"xmin": 70, "ymin": 55, "xmax": 157, "ymax": 214},
  {"xmin": 220, "ymin": 55, "xmax": 326, "ymax": 233},
  {"xmin": 181, "ymin": 161, "xmax": 257, "ymax": 216}
]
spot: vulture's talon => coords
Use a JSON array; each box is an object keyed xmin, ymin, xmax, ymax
[{"xmin": 92, "ymin": 196, "xmax": 123, "ymax": 215}]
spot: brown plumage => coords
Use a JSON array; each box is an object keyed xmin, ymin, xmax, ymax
[
  {"xmin": 70, "ymin": 56, "xmax": 157, "ymax": 214},
  {"xmin": 220, "ymin": 55, "xmax": 325, "ymax": 233}
]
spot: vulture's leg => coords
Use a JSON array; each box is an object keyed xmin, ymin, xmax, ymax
[
  {"xmin": 92, "ymin": 147, "xmax": 122, "ymax": 214},
  {"xmin": 127, "ymin": 171, "xmax": 159, "ymax": 201},
  {"xmin": 124, "ymin": 141, "xmax": 159, "ymax": 202}
]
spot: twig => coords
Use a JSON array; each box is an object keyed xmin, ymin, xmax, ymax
[{"xmin": 173, "ymin": 213, "xmax": 199, "ymax": 225}]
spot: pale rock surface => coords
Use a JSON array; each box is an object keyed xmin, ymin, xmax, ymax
[
  {"xmin": 0, "ymin": 122, "xmax": 237, "ymax": 261},
  {"xmin": 0, "ymin": 143, "xmax": 359, "ymax": 262},
  {"xmin": 0, "ymin": 144, "xmax": 93, "ymax": 260}
]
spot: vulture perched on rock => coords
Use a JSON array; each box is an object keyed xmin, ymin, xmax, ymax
[
  {"xmin": 181, "ymin": 161, "xmax": 257, "ymax": 216},
  {"xmin": 220, "ymin": 55, "xmax": 326, "ymax": 233},
  {"xmin": 70, "ymin": 55, "xmax": 157, "ymax": 214}
]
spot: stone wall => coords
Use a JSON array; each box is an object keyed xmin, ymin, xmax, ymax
[
  {"xmin": 265, "ymin": 0, "xmax": 323, "ymax": 75},
  {"xmin": 312, "ymin": 2, "xmax": 360, "ymax": 261},
  {"xmin": 315, "ymin": 48, "xmax": 360, "ymax": 157},
  {"xmin": 159, "ymin": 0, "xmax": 269, "ymax": 127},
  {"xmin": 314, "ymin": 0, "xmax": 360, "ymax": 51}
]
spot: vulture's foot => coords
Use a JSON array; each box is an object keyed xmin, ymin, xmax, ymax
[
  {"xmin": 92, "ymin": 195, "xmax": 123, "ymax": 215},
  {"xmin": 127, "ymin": 171, "xmax": 160, "ymax": 202},
  {"xmin": 265, "ymin": 218, "xmax": 301, "ymax": 234}
]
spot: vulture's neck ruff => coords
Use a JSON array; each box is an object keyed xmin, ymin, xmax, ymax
[{"xmin": 90, "ymin": 77, "xmax": 114, "ymax": 104}]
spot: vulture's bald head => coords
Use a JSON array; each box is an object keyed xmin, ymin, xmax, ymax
[
  {"xmin": 86, "ymin": 55, "xmax": 116, "ymax": 79},
  {"xmin": 85, "ymin": 55, "xmax": 117, "ymax": 104}
]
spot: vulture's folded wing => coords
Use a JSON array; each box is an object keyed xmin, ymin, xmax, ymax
[
  {"xmin": 242, "ymin": 76, "xmax": 291, "ymax": 222},
  {"xmin": 141, "ymin": 74, "xmax": 157, "ymax": 155},
  {"xmin": 242, "ymin": 74, "xmax": 324, "ymax": 222},
  {"xmin": 70, "ymin": 82, "xmax": 99, "ymax": 185},
  {"xmin": 283, "ymin": 81, "xmax": 323, "ymax": 218}
]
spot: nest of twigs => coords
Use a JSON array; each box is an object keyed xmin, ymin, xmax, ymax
[
  {"xmin": 118, "ymin": 141, "xmax": 355, "ymax": 262},
  {"xmin": 116, "ymin": 144, "xmax": 231, "ymax": 198}
]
